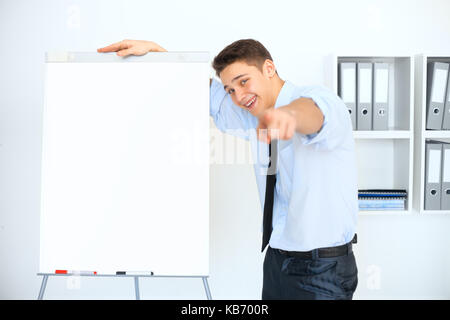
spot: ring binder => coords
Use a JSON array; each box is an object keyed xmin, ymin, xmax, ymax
[
  {"xmin": 339, "ymin": 62, "xmax": 357, "ymax": 130},
  {"xmin": 441, "ymin": 67, "xmax": 450, "ymax": 130},
  {"xmin": 441, "ymin": 142, "xmax": 450, "ymax": 209},
  {"xmin": 426, "ymin": 62, "xmax": 449, "ymax": 130},
  {"xmin": 373, "ymin": 63, "xmax": 389, "ymax": 130},
  {"xmin": 425, "ymin": 140, "xmax": 443, "ymax": 210},
  {"xmin": 357, "ymin": 62, "xmax": 373, "ymax": 130}
]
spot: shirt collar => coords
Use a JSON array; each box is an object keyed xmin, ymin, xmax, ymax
[{"xmin": 273, "ymin": 80, "xmax": 295, "ymax": 109}]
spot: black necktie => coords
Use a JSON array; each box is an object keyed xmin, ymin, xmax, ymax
[{"xmin": 262, "ymin": 141, "xmax": 277, "ymax": 252}]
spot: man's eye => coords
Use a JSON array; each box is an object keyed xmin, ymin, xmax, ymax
[
  {"xmin": 241, "ymin": 79, "xmax": 248, "ymax": 85},
  {"xmin": 228, "ymin": 88, "xmax": 235, "ymax": 94}
]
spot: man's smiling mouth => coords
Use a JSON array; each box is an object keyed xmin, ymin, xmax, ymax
[{"xmin": 244, "ymin": 95, "xmax": 257, "ymax": 110}]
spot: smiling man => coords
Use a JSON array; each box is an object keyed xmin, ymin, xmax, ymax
[{"xmin": 98, "ymin": 39, "xmax": 359, "ymax": 300}]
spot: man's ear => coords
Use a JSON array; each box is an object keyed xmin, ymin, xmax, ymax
[{"xmin": 263, "ymin": 59, "xmax": 277, "ymax": 78}]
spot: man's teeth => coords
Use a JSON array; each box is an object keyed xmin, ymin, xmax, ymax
[{"xmin": 245, "ymin": 96, "xmax": 256, "ymax": 107}]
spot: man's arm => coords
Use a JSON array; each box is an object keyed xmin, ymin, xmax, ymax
[
  {"xmin": 280, "ymin": 98, "xmax": 324, "ymax": 135},
  {"xmin": 97, "ymin": 39, "xmax": 167, "ymax": 55},
  {"xmin": 257, "ymin": 98, "xmax": 324, "ymax": 143}
]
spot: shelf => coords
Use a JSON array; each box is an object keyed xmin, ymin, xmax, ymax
[
  {"xmin": 355, "ymin": 137, "xmax": 412, "ymax": 211},
  {"xmin": 423, "ymin": 130, "xmax": 450, "ymax": 139},
  {"xmin": 353, "ymin": 130, "xmax": 412, "ymax": 139},
  {"xmin": 422, "ymin": 210, "xmax": 450, "ymax": 215},
  {"xmin": 359, "ymin": 210, "xmax": 411, "ymax": 216}
]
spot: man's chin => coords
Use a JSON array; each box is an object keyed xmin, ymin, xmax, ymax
[
  {"xmin": 250, "ymin": 109, "xmax": 260, "ymax": 117},
  {"xmin": 251, "ymin": 107, "xmax": 266, "ymax": 118}
]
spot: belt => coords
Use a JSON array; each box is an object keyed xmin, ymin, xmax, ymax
[{"xmin": 277, "ymin": 234, "xmax": 357, "ymax": 259}]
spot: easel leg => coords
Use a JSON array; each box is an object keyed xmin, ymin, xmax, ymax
[
  {"xmin": 38, "ymin": 275, "xmax": 49, "ymax": 300},
  {"xmin": 202, "ymin": 277, "xmax": 212, "ymax": 300},
  {"xmin": 134, "ymin": 276, "xmax": 140, "ymax": 300}
]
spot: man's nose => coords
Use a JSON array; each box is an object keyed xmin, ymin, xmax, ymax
[{"xmin": 235, "ymin": 88, "xmax": 245, "ymax": 106}]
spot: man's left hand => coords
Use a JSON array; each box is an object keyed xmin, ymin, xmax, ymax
[{"xmin": 256, "ymin": 107, "xmax": 297, "ymax": 144}]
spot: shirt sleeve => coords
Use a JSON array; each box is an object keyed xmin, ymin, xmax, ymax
[
  {"xmin": 292, "ymin": 85, "xmax": 351, "ymax": 151},
  {"xmin": 210, "ymin": 78, "xmax": 254, "ymax": 140}
]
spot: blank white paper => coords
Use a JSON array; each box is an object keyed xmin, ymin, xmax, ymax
[{"xmin": 39, "ymin": 54, "xmax": 210, "ymax": 276}]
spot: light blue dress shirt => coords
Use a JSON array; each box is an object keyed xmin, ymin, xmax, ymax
[{"xmin": 210, "ymin": 78, "xmax": 358, "ymax": 251}]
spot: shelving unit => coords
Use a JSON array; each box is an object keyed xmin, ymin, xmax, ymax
[
  {"xmin": 353, "ymin": 130, "xmax": 412, "ymax": 140},
  {"xmin": 331, "ymin": 55, "xmax": 414, "ymax": 215},
  {"xmin": 413, "ymin": 54, "xmax": 450, "ymax": 214}
]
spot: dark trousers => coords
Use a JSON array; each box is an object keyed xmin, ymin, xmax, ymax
[{"xmin": 262, "ymin": 245, "xmax": 358, "ymax": 300}]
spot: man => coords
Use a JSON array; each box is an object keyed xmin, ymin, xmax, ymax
[{"xmin": 98, "ymin": 39, "xmax": 359, "ymax": 300}]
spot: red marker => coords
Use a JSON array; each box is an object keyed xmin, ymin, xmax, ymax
[{"xmin": 55, "ymin": 270, "xmax": 97, "ymax": 275}]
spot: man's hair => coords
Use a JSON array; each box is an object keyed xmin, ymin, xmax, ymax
[{"xmin": 212, "ymin": 39, "xmax": 275, "ymax": 77}]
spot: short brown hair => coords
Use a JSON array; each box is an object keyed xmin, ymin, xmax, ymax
[{"xmin": 212, "ymin": 39, "xmax": 274, "ymax": 77}]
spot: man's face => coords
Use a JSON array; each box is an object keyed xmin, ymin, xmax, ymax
[{"xmin": 220, "ymin": 60, "xmax": 275, "ymax": 117}]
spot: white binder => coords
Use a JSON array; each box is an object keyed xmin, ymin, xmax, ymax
[
  {"xmin": 426, "ymin": 62, "xmax": 449, "ymax": 130},
  {"xmin": 357, "ymin": 62, "xmax": 373, "ymax": 130},
  {"xmin": 373, "ymin": 63, "xmax": 389, "ymax": 130},
  {"xmin": 441, "ymin": 68, "xmax": 450, "ymax": 129},
  {"xmin": 441, "ymin": 142, "xmax": 450, "ymax": 210},
  {"xmin": 338, "ymin": 62, "xmax": 357, "ymax": 130},
  {"xmin": 425, "ymin": 140, "xmax": 443, "ymax": 210}
]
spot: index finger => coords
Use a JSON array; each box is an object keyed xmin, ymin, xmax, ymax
[{"xmin": 97, "ymin": 41, "xmax": 129, "ymax": 53}]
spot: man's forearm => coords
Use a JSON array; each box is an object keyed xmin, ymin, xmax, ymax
[{"xmin": 280, "ymin": 98, "xmax": 324, "ymax": 135}]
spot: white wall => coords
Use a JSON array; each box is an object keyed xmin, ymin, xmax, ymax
[{"xmin": 1, "ymin": 0, "xmax": 450, "ymax": 299}]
